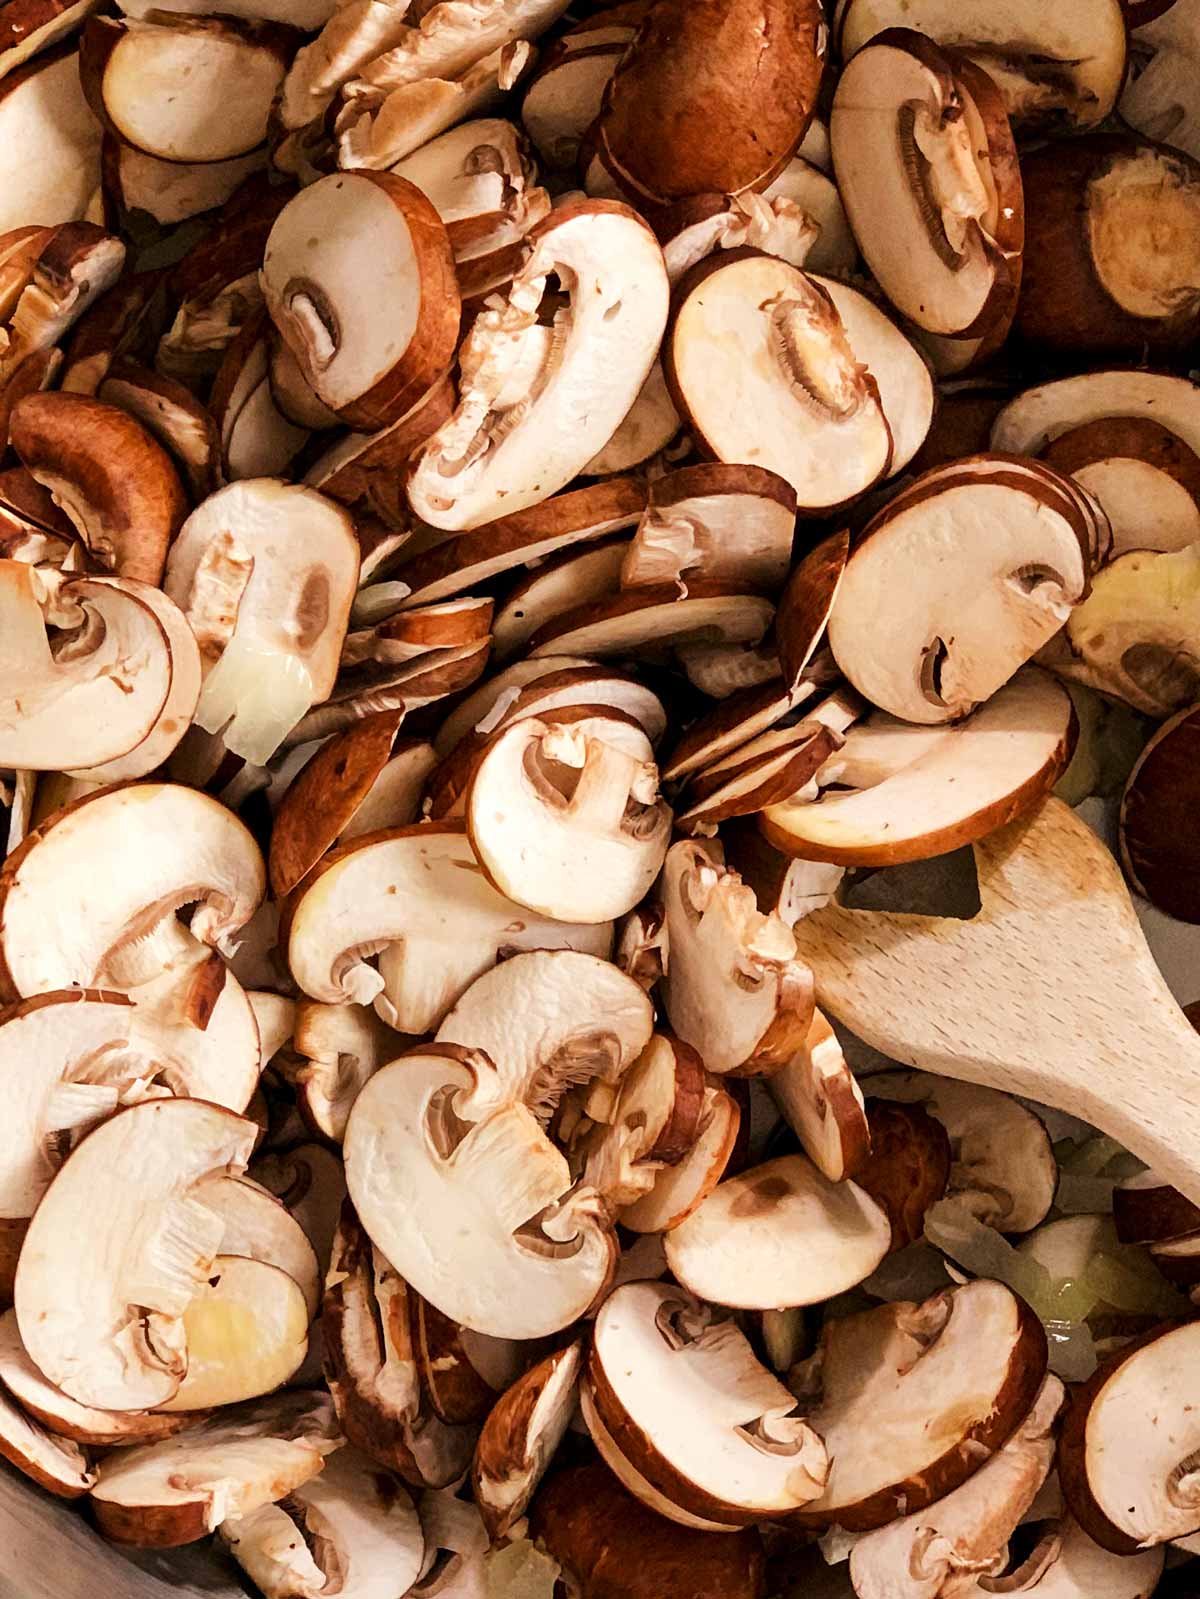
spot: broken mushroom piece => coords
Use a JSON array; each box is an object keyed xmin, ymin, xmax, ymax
[
  {"xmin": 659, "ymin": 839, "xmax": 814, "ymax": 1076},
  {"xmin": 826, "ymin": 458, "xmax": 1091, "ymax": 724},
  {"xmin": 472, "ymin": 1339, "xmax": 582, "ymax": 1540},
  {"xmin": 14, "ymin": 1097, "xmax": 256, "ymax": 1410},
  {"xmin": 621, "ymin": 464, "xmax": 796, "ymax": 593},
  {"xmin": 0, "ymin": 1381, "xmax": 95, "ymax": 1499},
  {"xmin": 343, "ymin": 1044, "xmax": 617, "ymax": 1338},
  {"xmin": 0, "ymin": 47, "xmax": 104, "ymax": 235},
  {"xmin": 831, "ymin": 31, "xmax": 1023, "ymax": 342},
  {"xmin": 164, "ymin": 478, "xmax": 360, "ymax": 765},
  {"xmin": 663, "ymin": 1153, "xmax": 891, "ymax": 1309},
  {"xmin": 585, "ymin": 1280, "xmax": 828, "ymax": 1526},
  {"xmin": 290, "ymin": 1001, "xmax": 405, "ymax": 1144},
  {"xmin": 407, "ymin": 200, "xmax": 669, "ymax": 531},
  {"xmin": 619, "ymin": 1080, "xmax": 741, "ymax": 1234},
  {"xmin": 263, "ymin": 171, "xmax": 460, "ymax": 431},
  {"xmin": 767, "ymin": 1008, "xmax": 870, "ymax": 1182}
]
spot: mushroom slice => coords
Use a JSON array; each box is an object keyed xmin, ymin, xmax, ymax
[
  {"xmin": 622, "ymin": 464, "xmax": 796, "ymax": 593},
  {"xmin": 0, "ymin": 48, "xmax": 103, "ymax": 234},
  {"xmin": 1040, "ymin": 418, "xmax": 1200, "ymax": 560},
  {"xmin": 252, "ymin": 1143, "xmax": 346, "ymax": 1284},
  {"xmin": 0, "ymin": 1381, "xmax": 95, "ymax": 1498},
  {"xmin": 10, "ymin": 391, "xmax": 185, "ymax": 586},
  {"xmin": 848, "ymin": 1376, "xmax": 1065, "ymax": 1599},
  {"xmin": 263, "ymin": 173, "xmax": 459, "ymax": 432},
  {"xmin": 865, "ymin": 1070, "xmax": 1057, "ymax": 1232},
  {"xmin": 283, "ymin": 638, "xmax": 491, "ymax": 747},
  {"xmin": 0, "ymin": 1309, "xmax": 190, "ymax": 1447},
  {"xmin": 1119, "ymin": 704, "xmax": 1200, "ymax": 921},
  {"xmin": 1115, "ymin": 1171, "xmax": 1200, "ymax": 1248},
  {"xmin": 408, "ymin": 201, "xmax": 669, "ymax": 531},
  {"xmin": 760, "ymin": 669, "xmax": 1076, "ymax": 867},
  {"xmin": 530, "ymin": 1461, "xmax": 765, "ymax": 1599},
  {"xmin": 432, "ymin": 653, "xmax": 596, "ymax": 756},
  {"xmin": 586, "ymin": 1281, "xmax": 828, "ymax": 1525},
  {"xmin": 202, "ymin": 1176, "xmax": 321, "ymax": 1318},
  {"xmin": 0, "ymin": 563, "xmax": 174, "ymax": 772},
  {"xmin": 520, "ymin": 41, "xmax": 624, "ymax": 172},
  {"xmin": 988, "ymin": 1513, "xmax": 1165, "ymax": 1599},
  {"xmin": 659, "ymin": 839, "xmax": 814, "ymax": 1077},
  {"xmin": 663, "ymin": 1153, "xmax": 891, "ymax": 1309},
  {"xmin": 344, "ymin": 1045, "xmax": 617, "ymax": 1338},
  {"xmin": 99, "ymin": 359, "xmax": 224, "ymax": 502},
  {"xmin": 855, "ymin": 1100, "xmax": 953, "ymax": 1251},
  {"xmin": 528, "ymin": 582, "xmax": 776, "ymax": 660},
  {"xmin": 0, "ymin": 783, "xmax": 265, "ymax": 1000},
  {"xmin": 435, "ymin": 948, "xmax": 653, "ymax": 1117},
  {"xmin": 659, "ymin": 191, "xmax": 822, "ymax": 284},
  {"xmin": 1063, "ymin": 545, "xmax": 1200, "ymax": 718},
  {"xmin": 666, "ymin": 252, "xmax": 891, "ymax": 513},
  {"xmin": 620, "ymin": 1082, "xmax": 741, "ymax": 1233},
  {"xmin": 219, "ymin": 1446, "xmax": 424, "ymax": 1599},
  {"xmin": 305, "ymin": 381, "xmax": 456, "ymax": 524},
  {"xmin": 343, "ymin": 597, "xmax": 493, "ymax": 668},
  {"xmin": 827, "ymin": 460, "xmax": 1091, "ymax": 724},
  {"xmin": 291, "ymin": 1001, "xmax": 405, "ymax": 1145},
  {"xmin": 411, "ymin": 1486, "xmax": 490, "ymax": 1595},
  {"xmin": 836, "ymin": 0, "xmax": 1127, "ymax": 133},
  {"xmin": 411, "ymin": 1297, "xmax": 524, "ymax": 1426},
  {"xmin": 103, "ymin": 137, "xmax": 266, "ymax": 228},
  {"xmin": 80, "ymin": 14, "xmax": 292, "ymax": 162},
  {"xmin": 465, "ymin": 713, "xmax": 672, "ymax": 924},
  {"xmin": 14, "ymin": 1097, "xmax": 256, "ymax": 1410},
  {"xmin": 662, "ymin": 680, "xmax": 822, "ymax": 786},
  {"xmin": 89, "ymin": 1390, "xmax": 340, "ymax": 1547},
  {"xmin": 165, "ymin": 479, "xmax": 360, "ymax": 766},
  {"xmin": 832, "ymin": 32, "xmax": 1022, "ymax": 341},
  {"xmin": 768, "ymin": 1008, "xmax": 870, "ymax": 1182},
  {"xmin": 764, "ymin": 157, "xmax": 858, "ymax": 276},
  {"xmin": 209, "ymin": 316, "xmax": 311, "ymax": 484},
  {"xmin": 992, "ymin": 370, "xmax": 1200, "ymax": 460},
  {"xmin": 1058, "ymin": 1320, "xmax": 1200, "ymax": 1551},
  {"xmin": 792, "ymin": 1280, "xmax": 1049, "ymax": 1530},
  {"xmin": 493, "ymin": 540, "xmax": 628, "ymax": 662},
  {"xmin": 473, "ymin": 1340, "xmax": 582, "ymax": 1541},
  {"xmin": 287, "ymin": 823, "xmax": 611, "ymax": 1031}
]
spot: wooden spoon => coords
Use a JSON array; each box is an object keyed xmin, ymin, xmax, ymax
[{"xmin": 789, "ymin": 797, "xmax": 1200, "ymax": 1205}]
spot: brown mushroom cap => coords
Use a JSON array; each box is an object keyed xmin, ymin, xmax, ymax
[{"xmin": 1119, "ymin": 703, "xmax": 1200, "ymax": 921}]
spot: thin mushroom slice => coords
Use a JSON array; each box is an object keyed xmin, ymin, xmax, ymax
[
  {"xmin": 263, "ymin": 172, "xmax": 460, "ymax": 431},
  {"xmin": 665, "ymin": 251, "xmax": 893, "ymax": 514},
  {"xmin": 991, "ymin": 370, "xmax": 1200, "ymax": 460},
  {"xmin": 586, "ymin": 1281, "xmax": 828, "ymax": 1526},
  {"xmin": 252, "ymin": 1143, "xmax": 346, "ymax": 1286},
  {"xmin": 88, "ymin": 1390, "xmax": 340, "ymax": 1548},
  {"xmin": 201, "ymin": 1176, "xmax": 322, "ymax": 1318},
  {"xmin": 342, "ymin": 597, "xmax": 493, "ymax": 669},
  {"xmin": 0, "ymin": 782, "xmax": 265, "ymax": 1000},
  {"xmin": 985, "ymin": 1513, "xmax": 1164, "ymax": 1599},
  {"xmin": 620, "ymin": 1080, "xmax": 741, "ymax": 1233},
  {"xmin": 432, "ymin": 653, "xmax": 596, "ymax": 757},
  {"xmin": 831, "ymin": 32, "xmax": 1022, "ymax": 341},
  {"xmin": 343, "ymin": 1045, "xmax": 617, "ymax": 1338},
  {"xmin": 0, "ymin": 222, "xmax": 125, "ymax": 390},
  {"xmin": 519, "ymin": 40, "xmax": 624, "ymax": 172},
  {"xmin": 1040, "ymin": 419, "xmax": 1200, "ymax": 560},
  {"xmin": 411, "ymin": 1296, "xmax": 525, "ymax": 1427},
  {"xmin": 659, "ymin": 839, "xmax": 814, "ymax": 1077},
  {"xmin": 290, "ymin": 1000, "xmax": 407, "ymax": 1144},
  {"xmin": 14, "ymin": 1098, "xmax": 257, "ymax": 1411},
  {"xmin": 528, "ymin": 582, "xmax": 776, "ymax": 660},
  {"xmin": 849, "ymin": 1376, "xmax": 1065, "ymax": 1599},
  {"xmin": 662, "ymin": 680, "xmax": 822, "ymax": 787},
  {"xmin": 663, "ymin": 1153, "xmax": 891, "ymax": 1310},
  {"xmin": 286, "ymin": 823, "xmax": 612, "ymax": 1032},
  {"xmin": 472, "ymin": 1340, "xmax": 582, "ymax": 1541},
  {"xmin": 791, "ymin": 1280, "xmax": 1049, "ymax": 1531},
  {"xmin": 1058, "ymin": 1320, "xmax": 1200, "ymax": 1552},
  {"xmin": 219, "ymin": 1446, "xmax": 425, "ymax": 1599},
  {"xmin": 763, "ymin": 157, "xmax": 858, "ymax": 276},
  {"xmin": 0, "ymin": 47, "xmax": 103, "ymax": 234},
  {"xmin": 1120, "ymin": 705, "xmax": 1200, "ymax": 922},
  {"xmin": 827, "ymin": 459, "xmax": 1091, "ymax": 725},
  {"xmin": 96, "ymin": 360, "xmax": 221, "ymax": 502},
  {"xmin": 0, "ymin": 1381, "xmax": 95, "ymax": 1498},
  {"xmin": 283, "ymin": 638, "xmax": 491, "ymax": 747},
  {"xmin": 465, "ymin": 713, "xmax": 671, "ymax": 924},
  {"xmin": 165, "ymin": 478, "xmax": 360, "ymax": 766},
  {"xmin": 621, "ymin": 464, "xmax": 796, "ymax": 593},
  {"xmin": 492, "ymin": 539, "xmax": 628, "ymax": 661},
  {"xmin": 435, "ymin": 948, "xmax": 653, "ymax": 1118},
  {"xmin": 209, "ymin": 317, "xmax": 311, "ymax": 485},
  {"xmin": 767, "ymin": 1007, "xmax": 870, "ymax": 1182},
  {"xmin": 103, "ymin": 137, "xmax": 267, "ymax": 229},
  {"xmin": 407, "ymin": 200, "xmax": 669, "ymax": 531}
]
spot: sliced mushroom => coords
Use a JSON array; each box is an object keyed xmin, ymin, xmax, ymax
[
  {"xmin": 1119, "ymin": 704, "xmax": 1200, "ymax": 921},
  {"xmin": 584, "ymin": 359, "xmax": 682, "ymax": 477},
  {"xmin": 209, "ymin": 315, "xmax": 312, "ymax": 483},
  {"xmin": 287, "ymin": 822, "xmax": 612, "ymax": 1031},
  {"xmin": 586, "ymin": 1280, "xmax": 828, "ymax": 1525},
  {"xmin": 267, "ymin": 333, "xmax": 343, "ymax": 432},
  {"xmin": 472, "ymin": 1339, "xmax": 581, "ymax": 1540},
  {"xmin": 659, "ymin": 839, "xmax": 814, "ymax": 1076},
  {"xmin": 290, "ymin": 1001, "xmax": 405, "ymax": 1144},
  {"xmin": 619, "ymin": 1080, "xmax": 741, "ymax": 1233},
  {"xmin": 855, "ymin": 1099, "xmax": 953, "ymax": 1251},
  {"xmin": 827, "ymin": 459, "xmax": 1091, "ymax": 724},
  {"xmin": 343, "ymin": 1044, "xmax": 617, "ymax": 1337},
  {"xmin": 982, "ymin": 1513, "xmax": 1164, "ymax": 1599},
  {"xmin": 88, "ymin": 1390, "xmax": 340, "ymax": 1547},
  {"xmin": 0, "ymin": 48, "xmax": 103, "ymax": 234},
  {"xmin": 767, "ymin": 1007, "xmax": 870, "ymax": 1181},
  {"xmin": 252, "ymin": 1142, "xmax": 347, "ymax": 1284},
  {"xmin": 520, "ymin": 41, "xmax": 624, "ymax": 172},
  {"xmin": 410, "ymin": 1485, "xmax": 490, "ymax": 1596},
  {"xmin": 411, "ymin": 1296, "xmax": 524, "ymax": 1427},
  {"xmin": 991, "ymin": 370, "xmax": 1200, "ymax": 461},
  {"xmin": 263, "ymin": 172, "xmax": 460, "ymax": 432},
  {"xmin": 0, "ymin": 1381, "xmax": 95, "ymax": 1498},
  {"xmin": 622, "ymin": 464, "xmax": 796, "ymax": 593},
  {"xmin": 1040, "ymin": 418, "xmax": 1200, "ymax": 560},
  {"xmin": 10, "ymin": 391, "xmax": 185, "ymax": 585},
  {"xmin": 528, "ymin": 582, "xmax": 776, "ymax": 661},
  {"xmin": 304, "ymin": 379, "xmax": 456, "ymax": 525},
  {"xmin": 431, "ymin": 652, "xmax": 596, "ymax": 757},
  {"xmin": 408, "ymin": 200, "xmax": 669, "ymax": 530},
  {"xmin": 493, "ymin": 539, "xmax": 628, "ymax": 661},
  {"xmin": 791, "ymin": 1280, "xmax": 1048, "ymax": 1530},
  {"xmin": 764, "ymin": 156, "xmax": 858, "ymax": 275},
  {"xmin": 202, "ymin": 1175, "xmax": 322, "ymax": 1318},
  {"xmin": 464, "ymin": 712, "xmax": 671, "ymax": 924},
  {"xmin": 659, "ymin": 190, "xmax": 823, "ymax": 283},
  {"xmin": 103, "ymin": 136, "xmax": 266, "ymax": 228}
]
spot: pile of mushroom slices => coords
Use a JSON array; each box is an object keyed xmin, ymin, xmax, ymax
[{"xmin": 5, "ymin": 0, "xmax": 1200, "ymax": 1592}]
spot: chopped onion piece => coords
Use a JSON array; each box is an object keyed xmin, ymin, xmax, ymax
[
  {"xmin": 195, "ymin": 637, "xmax": 316, "ymax": 765},
  {"xmin": 1044, "ymin": 1317, "xmax": 1098, "ymax": 1383},
  {"xmin": 485, "ymin": 1539, "xmax": 560, "ymax": 1599},
  {"xmin": 1083, "ymin": 1250, "xmax": 1190, "ymax": 1319}
]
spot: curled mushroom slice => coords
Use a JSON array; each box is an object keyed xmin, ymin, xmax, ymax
[
  {"xmin": 14, "ymin": 1097, "xmax": 256, "ymax": 1410},
  {"xmin": 620, "ymin": 1080, "xmax": 741, "ymax": 1234},
  {"xmin": 435, "ymin": 948, "xmax": 653, "ymax": 1117},
  {"xmin": 791, "ymin": 1280, "xmax": 1048, "ymax": 1530},
  {"xmin": 1058, "ymin": 1320, "xmax": 1200, "ymax": 1551},
  {"xmin": 622, "ymin": 464, "xmax": 796, "ymax": 593},
  {"xmin": 827, "ymin": 459, "xmax": 1091, "ymax": 724},
  {"xmin": 586, "ymin": 1281, "xmax": 828, "ymax": 1525},
  {"xmin": 848, "ymin": 1376, "xmax": 1064, "ymax": 1599},
  {"xmin": 88, "ymin": 1390, "xmax": 340, "ymax": 1548},
  {"xmin": 767, "ymin": 1008, "xmax": 869, "ymax": 1182},
  {"xmin": 164, "ymin": 478, "xmax": 360, "ymax": 765},
  {"xmin": 287, "ymin": 823, "xmax": 611, "ymax": 1031},
  {"xmin": 472, "ymin": 1339, "xmax": 582, "ymax": 1540},
  {"xmin": 659, "ymin": 839, "xmax": 814, "ymax": 1077},
  {"xmin": 832, "ymin": 31, "xmax": 1022, "ymax": 342},
  {"xmin": 992, "ymin": 370, "xmax": 1200, "ymax": 461},
  {"xmin": 408, "ymin": 200, "xmax": 669, "ymax": 531},
  {"xmin": 263, "ymin": 172, "xmax": 460, "ymax": 432},
  {"xmin": 290, "ymin": 1001, "xmax": 405, "ymax": 1144},
  {"xmin": 1040, "ymin": 418, "xmax": 1200, "ymax": 560},
  {"xmin": 663, "ymin": 1152, "xmax": 891, "ymax": 1309},
  {"xmin": 0, "ymin": 47, "xmax": 103, "ymax": 235},
  {"xmin": 665, "ymin": 252, "xmax": 892, "ymax": 514},
  {"xmin": 219, "ymin": 1446, "xmax": 425, "ymax": 1599},
  {"xmin": 343, "ymin": 1045, "xmax": 617, "ymax": 1338},
  {"xmin": 10, "ymin": 391, "xmax": 186, "ymax": 586},
  {"xmin": 464, "ymin": 713, "xmax": 671, "ymax": 924},
  {"xmin": 0, "ymin": 783, "xmax": 265, "ymax": 1000},
  {"xmin": 0, "ymin": 1381, "xmax": 95, "ymax": 1499}
]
